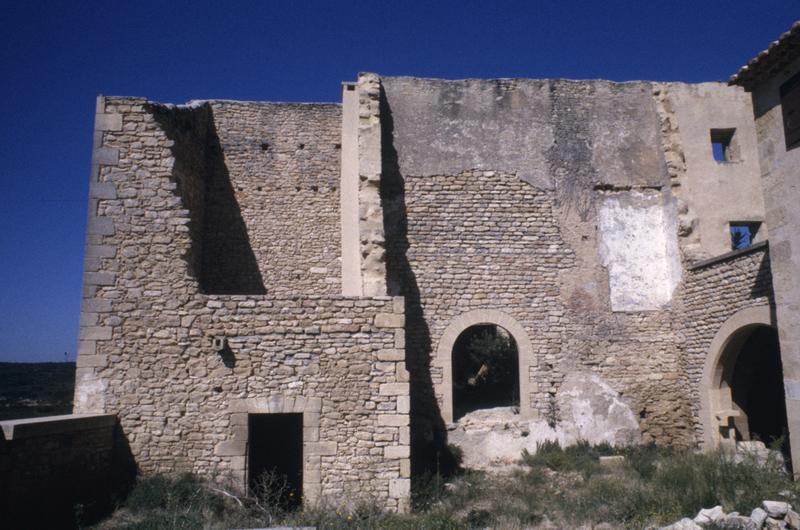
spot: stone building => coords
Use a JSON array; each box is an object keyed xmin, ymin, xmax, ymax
[{"xmin": 72, "ymin": 22, "xmax": 800, "ymax": 511}]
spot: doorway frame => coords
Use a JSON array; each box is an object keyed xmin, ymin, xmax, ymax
[
  {"xmin": 700, "ymin": 305, "xmax": 775, "ymax": 450},
  {"xmin": 435, "ymin": 309, "xmax": 533, "ymax": 423},
  {"xmin": 221, "ymin": 395, "xmax": 328, "ymax": 505}
]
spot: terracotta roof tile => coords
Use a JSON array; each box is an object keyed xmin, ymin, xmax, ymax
[{"xmin": 729, "ymin": 20, "xmax": 800, "ymax": 90}]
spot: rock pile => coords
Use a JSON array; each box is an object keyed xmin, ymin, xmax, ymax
[
  {"xmin": 447, "ymin": 372, "xmax": 640, "ymax": 471},
  {"xmin": 660, "ymin": 500, "xmax": 799, "ymax": 530}
]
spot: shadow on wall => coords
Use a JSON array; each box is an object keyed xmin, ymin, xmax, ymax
[
  {"xmin": 750, "ymin": 248, "xmax": 775, "ymax": 303},
  {"xmin": 151, "ymin": 104, "xmax": 266, "ymax": 295},
  {"xmin": 379, "ymin": 88, "xmax": 460, "ymax": 477},
  {"xmin": 0, "ymin": 418, "xmax": 136, "ymax": 530}
]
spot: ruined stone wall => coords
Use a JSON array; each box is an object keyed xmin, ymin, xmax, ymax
[
  {"xmin": 653, "ymin": 82, "xmax": 766, "ymax": 261},
  {"xmin": 208, "ymin": 102, "xmax": 342, "ymax": 294},
  {"xmin": 384, "ymin": 169, "xmax": 572, "ymax": 420},
  {"xmin": 379, "ymin": 76, "xmax": 693, "ymax": 447},
  {"xmin": 97, "ymin": 294, "xmax": 408, "ymax": 508},
  {"xmin": 75, "ymin": 97, "xmax": 409, "ymax": 510},
  {"xmin": 682, "ymin": 245, "xmax": 774, "ymax": 443}
]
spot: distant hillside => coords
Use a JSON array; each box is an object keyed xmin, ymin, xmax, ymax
[{"xmin": 0, "ymin": 362, "xmax": 75, "ymax": 421}]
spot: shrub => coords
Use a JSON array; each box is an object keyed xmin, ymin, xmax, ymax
[
  {"xmin": 94, "ymin": 443, "xmax": 800, "ymax": 530},
  {"xmin": 522, "ymin": 439, "xmax": 615, "ymax": 478}
]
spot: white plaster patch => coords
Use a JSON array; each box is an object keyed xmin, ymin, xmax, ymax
[
  {"xmin": 74, "ymin": 372, "xmax": 107, "ymax": 412},
  {"xmin": 598, "ymin": 192, "xmax": 681, "ymax": 311}
]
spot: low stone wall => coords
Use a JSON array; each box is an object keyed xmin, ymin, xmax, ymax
[{"xmin": 0, "ymin": 413, "xmax": 118, "ymax": 527}]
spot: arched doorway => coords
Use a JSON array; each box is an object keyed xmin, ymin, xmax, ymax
[
  {"xmin": 451, "ymin": 324, "xmax": 520, "ymax": 420},
  {"xmin": 720, "ymin": 325, "xmax": 788, "ymax": 446},
  {"xmin": 701, "ymin": 306, "xmax": 789, "ymax": 457},
  {"xmin": 435, "ymin": 310, "xmax": 533, "ymax": 423}
]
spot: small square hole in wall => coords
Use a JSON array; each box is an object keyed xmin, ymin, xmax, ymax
[
  {"xmin": 710, "ymin": 128, "xmax": 738, "ymax": 162},
  {"xmin": 730, "ymin": 222, "xmax": 760, "ymax": 251}
]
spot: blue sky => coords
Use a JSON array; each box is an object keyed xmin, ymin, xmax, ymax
[{"xmin": 0, "ymin": 1, "xmax": 797, "ymax": 362}]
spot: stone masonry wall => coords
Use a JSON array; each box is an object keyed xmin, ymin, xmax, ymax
[
  {"xmin": 208, "ymin": 101, "xmax": 342, "ymax": 295},
  {"xmin": 100, "ymin": 294, "xmax": 408, "ymax": 509},
  {"xmin": 683, "ymin": 245, "xmax": 775, "ymax": 443},
  {"xmin": 384, "ymin": 168, "xmax": 691, "ymax": 446},
  {"xmin": 379, "ymin": 76, "xmax": 693, "ymax": 448},
  {"xmin": 384, "ymin": 169, "xmax": 573, "ymax": 421},
  {"xmin": 75, "ymin": 97, "xmax": 409, "ymax": 511}
]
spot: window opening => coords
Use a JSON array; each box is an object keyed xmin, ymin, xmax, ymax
[
  {"xmin": 730, "ymin": 222, "xmax": 760, "ymax": 251},
  {"xmin": 710, "ymin": 128, "xmax": 738, "ymax": 163}
]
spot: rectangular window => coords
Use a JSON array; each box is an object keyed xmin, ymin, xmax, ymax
[
  {"xmin": 730, "ymin": 222, "xmax": 760, "ymax": 251},
  {"xmin": 780, "ymin": 71, "xmax": 800, "ymax": 150},
  {"xmin": 710, "ymin": 128, "xmax": 738, "ymax": 162}
]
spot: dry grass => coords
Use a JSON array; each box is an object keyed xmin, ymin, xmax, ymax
[{"xmin": 91, "ymin": 443, "xmax": 799, "ymax": 529}]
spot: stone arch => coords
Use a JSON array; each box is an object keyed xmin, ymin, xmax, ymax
[
  {"xmin": 436, "ymin": 310, "xmax": 533, "ymax": 423},
  {"xmin": 700, "ymin": 305, "xmax": 777, "ymax": 450}
]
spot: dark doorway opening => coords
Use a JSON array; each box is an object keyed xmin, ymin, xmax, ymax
[
  {"xmin": 452, "ymin": 324, "xmax": 520, "ymax": 420},
  {"xmin": 248, "ymin": 413, "xmax": 303, "ymax": 510},
  {"xmin": 725, "ymin": 326, "xmax": 790, "ymax": 459}
]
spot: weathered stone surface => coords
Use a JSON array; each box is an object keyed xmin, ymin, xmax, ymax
[
  {"xmin": 70, "ymin": 52, "xmax": 797, "ymax": 517},
  {"xmin": 751, "ymin": 507, "xmax": 769, "ymax": 528},
  {"xmin": 694, "ymin": 505, "xmax": 725, "ymax": 525},
  {"xmin": 448, "ymin": 397, "xmax": 637, "ymax": 472},
  {"xmin": 660, "ymin": 518, "xmax": 703, "ymax": 530},
  {"xmin": 786, "ymin": 509, "xmax": 800, "ymax": 530},
  {"xmin": 716, "ymin": 515, "xmax": 758, "ymax": 529},
  {"xmin": 763, "ymin": 501, "xmax": 791, "ymax": 519},
  {"xmin": 556, "ymin": 372, "xmax": 641, "ymax": 446}
]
